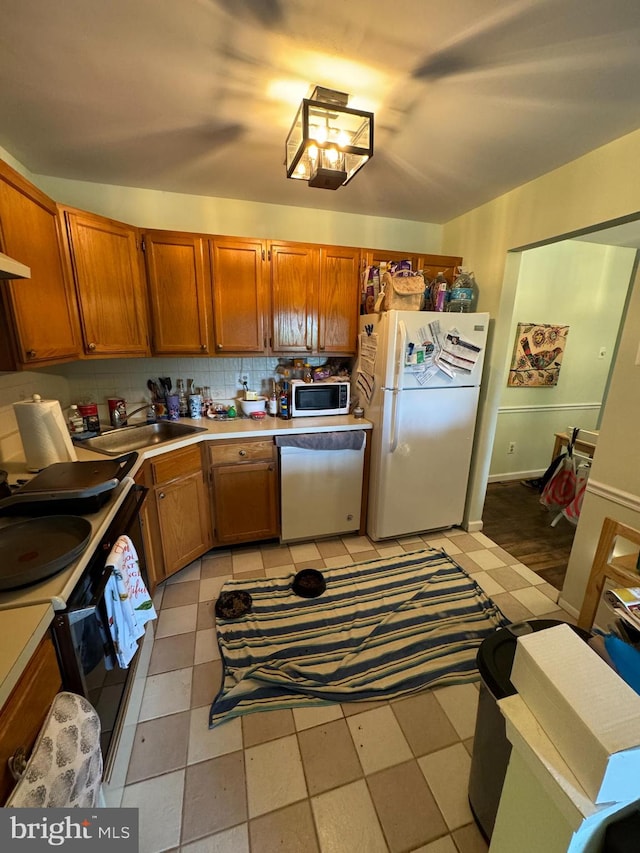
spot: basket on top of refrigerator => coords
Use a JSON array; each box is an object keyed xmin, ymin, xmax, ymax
[{"xmin": 380, "ymin": 260, "xmax": 425, "ymax": 311}]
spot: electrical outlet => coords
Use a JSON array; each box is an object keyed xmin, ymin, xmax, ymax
[
  {"xmin": 507, "ymin": 441, "xmax": 516, "ymax": 454},
  {"xmin": 241, "ymin": 374, "xmax": 248, "ymax": 383}
]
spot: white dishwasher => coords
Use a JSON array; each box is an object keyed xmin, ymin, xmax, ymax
[{"xmin": 278, "ymin": 432, "xmax": 365, "ymax": 542}]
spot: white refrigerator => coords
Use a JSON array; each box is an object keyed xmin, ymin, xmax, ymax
[{"xmin": 355, "ymin": 309, "xmax": 489, "ymax": 540}]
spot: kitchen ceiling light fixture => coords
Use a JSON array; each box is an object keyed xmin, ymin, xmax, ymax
[{"xmin": 285, "ymin": 86, "xmax": 374, "ymax": 190}]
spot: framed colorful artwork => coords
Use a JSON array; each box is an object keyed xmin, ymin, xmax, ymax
[{"xmin": 507, "ymin": 323, "xmax": 570, "ymax": 387}]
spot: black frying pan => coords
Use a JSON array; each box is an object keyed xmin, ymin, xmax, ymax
[
  {"xmin": 0, "ymin": 515, "xmax": 92, "ymax": 590},
  {"xmin": 0, "ymin": 452, "xmax": 137, "ymax": 516}
]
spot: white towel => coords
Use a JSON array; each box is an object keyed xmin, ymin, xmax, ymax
[
  {"xmin": 104, "ymin": 535, "xmax": 157, "ymax": 668},
  {"xmin": 6, "ymin": 692, "xmax": 103, "ymax": 808}
]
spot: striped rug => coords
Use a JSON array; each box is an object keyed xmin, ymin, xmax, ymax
[{"xmin": 209, "ymin": 548, "xmax": 507, "ymax": 728}]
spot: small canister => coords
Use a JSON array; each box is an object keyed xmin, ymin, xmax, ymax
[
  {"xmin": 167, "ymin": 394, "xmax": 180, "ymax": 421},
  {"xmin": 188, "ymin": 394, "xmax": 203, "ymax": 419},
  {"xmin": 108, "ymin": 397, "xmax": 127, "ymax": 428},
  {"xmin": 77, "ymin": 402, "xmax": 100, "ymax": 433}
]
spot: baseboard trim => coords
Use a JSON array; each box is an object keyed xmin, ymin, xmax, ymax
[
  {"xmin": 558, "ymin": 596, "xmax": 579, "ymax": 618},
  {"xmin": 585, "ymin": 479, "xmax": 640, "ymax": 513},
  {"xmin": 487, "ymin": 469, "xmax": 546, "ymax": 484},
  {"xmin": 498, "ymin": 402, "xmax": 601, "ymax": 414},
  {"xmin": 466, "ymin": 520, "xmax": 483, "ymax": 533}
]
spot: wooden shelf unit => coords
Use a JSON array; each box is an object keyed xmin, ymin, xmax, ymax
[{"xmin": 577, "ymin": 517, "xmax": 640, "ymax": 631}]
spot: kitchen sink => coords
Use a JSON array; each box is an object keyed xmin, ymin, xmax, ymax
[{"xmin": 75, "ymin": 421, "xmax": 207, "ymax": 456}]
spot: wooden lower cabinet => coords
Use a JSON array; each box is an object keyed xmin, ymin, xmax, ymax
[
  {"xmin": 0, "ymin": 634, "xmax": 62, "ymax": 805},
  {"xmin": 137, "ymin": 444, "xmax": 212, "ymax": 590},
  {"xmin": 208, "ymin": 439, "xmax": 279, "ymax": 546}
]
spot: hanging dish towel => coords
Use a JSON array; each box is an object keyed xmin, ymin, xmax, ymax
[
  {"xmin": 6, "ymin": 692, "xmax": 103, "ymax": 808},
  {"xmin": 104, "ymin": 535, "xmax": 157, "ymax": 668}
]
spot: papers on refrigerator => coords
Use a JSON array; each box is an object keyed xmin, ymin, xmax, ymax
[
  {"xmin": 356, "ymin": 332, "xmax": 377, "ymax": 404},
  {"xmin": 405, "ymin": 320, "xmax": 484, "ymax": 383}
]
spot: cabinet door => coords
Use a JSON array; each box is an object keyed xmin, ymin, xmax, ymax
[
  {"xmin": 61, "ymin": 207, "xmax": 149, "ymax": 356},
  {"xmin": 270, "ymin": 241, "xmax": 320, "ymax": 354},
  {"xmin": 137, "ymin": 480, "xmax": 165, "ymax": 593},
  {"xmin": 212, "ymin": 461, "xmax": 278, "ymax": 545},
  {"xmin": 144, "ymin": 230, "xmax": 212, "ymax": 356},
  {"xmin": 0, "ymin": 634, "xmax": 62, "ymax": 804},
  {"xmin": 156, "ymin": 470, "xmax": 212, "ymax": 575},
  {"xmin": 211, "ymin": 237, "xmax": 267, "ymax": 354},
  {"xmin": 362, "ymin": 249, "xmax": 462, "ymax": 281},
  {"xmin": 318, "ymin": 245, "xmax": 361, "ymax": 355},
  {"xmin": 0, "ymin": 162, "xmax": 80, "ymax": 368},
  {"xmin": 362, "ymin": 248, "xmax": 424, "ymax": 272}
]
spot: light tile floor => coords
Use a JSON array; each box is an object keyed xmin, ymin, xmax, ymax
[{"xmin": 110, "ymin": 529, "xmax": 575, "ymax": 853}]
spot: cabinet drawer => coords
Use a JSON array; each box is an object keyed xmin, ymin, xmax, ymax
[
  {"xmin": 208, "ymin": 439, "xmax": 274, "ymax": 466},
  {"xmin": 150, "ymin": 444, "xmax": 202, "ymax": 485},
  {"xmin": 0, "ymin": 634, "xmax": 62, "ymax": 805}
]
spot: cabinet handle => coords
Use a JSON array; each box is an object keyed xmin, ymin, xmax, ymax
[
  {"xmin": 159, "ymin": 492, "xmax": 166, "ymax": 499},
  {"xmin": 238, "ymin": 449, "xmax": 247, "ymax": 457},
  {"xmin": 8, "ymin": 747, "xmax": 27, "ymax": 781},
  {"xmin": 262, "ymin": 249, "xmax": 265, "ymax": 261},
  {"xmin": 216, "ymin": 344, "xmax": 223, "ymax": 350},
  {"xmin": 306, "ymin": 345, "xmax": 312, "ymax": 351},
  {"xmin": 200, "ymin": 343, "xmax": 208, "ymax": 351},
  {"xmin": 88, "ymin": 342, "xmax": 97, "ymax": 351},
  {"xmin": 268, "ymin": 465, "xmax": 273, "ymax": 472},
  {"xmin": 26, "ymin": 349, "xmax": 36, "ymax": 359}
]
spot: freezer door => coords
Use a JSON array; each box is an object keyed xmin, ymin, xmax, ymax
[
  {"xmin": 384, "ymin": 310, "xmax": 489, "ymax": 390},
  {"xmin": 367, "ymin": 385, "xmax": 480, "ymax": 540}
]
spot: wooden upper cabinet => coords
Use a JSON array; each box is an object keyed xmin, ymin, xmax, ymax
[
  {"xmin": 363, "ymin": 248, "xmax": 462, "ymax": 283},
  {"xmin": 143, "ymin": 230, "xmax": 212, "ymax": 356},
  {"xmin": 60, "ymin": 206, "xmax": 149, "ymax": 357},
  {"xmin": 0, "ymin": 161, "xmax": 81, "ymax": 369},
  {"xmin": 270, "ymin": 241, "xmax": 320, "ymax": 354},
  {"xmin": 210, "ymin": 237, "xmax": 268, "ymax": 354},
  {"xmin": 318, "ymin": 245, "xmax": 361, "ymax": 354}
]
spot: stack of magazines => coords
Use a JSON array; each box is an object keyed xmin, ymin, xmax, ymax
[{"xmin": 605, "ymin": 587, "xmax": 640, "ymax": 636}]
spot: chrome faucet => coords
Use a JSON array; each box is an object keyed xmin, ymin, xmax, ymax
[{"xmin": 111, "ymin": 403, "xmax": 156, "ymax": 428}]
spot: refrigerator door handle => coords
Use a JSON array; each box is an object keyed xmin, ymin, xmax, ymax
[
  {"xmin": 389, "ymin": 389, "xmax": 400, "ymax": 452},
  {"xmin": 395, "ymin": 320, "xmax": 408, "ymax": 391}
]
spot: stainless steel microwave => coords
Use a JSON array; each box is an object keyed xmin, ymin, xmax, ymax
[{"xmin": 290, "ymin": 379, "xmax": 350, "ymax": 417}]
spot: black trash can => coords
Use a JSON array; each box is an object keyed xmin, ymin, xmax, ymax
[{"xmin": 468, "ymin": 619, "xmax": 591, "ymax": 841}]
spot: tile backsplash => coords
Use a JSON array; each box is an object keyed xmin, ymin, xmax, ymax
[{"xmin": 0, "ymin": 355, "xmax": 335, "ymax": 460}]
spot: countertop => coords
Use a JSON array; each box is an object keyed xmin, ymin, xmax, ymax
[
  {"xmin": 73, "ymin": 413, "xmax": 372, "ymax": 464},
  {"xmin": 0, "ymin": 414, "xmax": 371, "ymax": 706},
  {"xmin": 0, "ymin": 602, "xmax": 54, "ymax": 707}
]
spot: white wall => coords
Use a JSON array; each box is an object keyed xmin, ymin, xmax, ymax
[
  {"xmin": 442, "ymin": 126, "xmax": 640, "ymax": 614},
  {"xmin": 37, "ymin": 174, "xmax": 443, "ymax": 254},
  {"xmin": 561, "ymin": 262, "xmax": 640, "ymax": 613},
  {"xmin": 489, "ymin": 240, "xmax": 635, "ymax": 480}
]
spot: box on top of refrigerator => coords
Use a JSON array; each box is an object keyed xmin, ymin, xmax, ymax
[{"xmin": 511, "ymin": 623, "xmax": 640, "ymax": 804}]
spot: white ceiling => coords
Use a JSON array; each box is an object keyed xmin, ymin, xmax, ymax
[{"xmin": 3, "ymin": 0, "xmax": 640, "ymax": 224}]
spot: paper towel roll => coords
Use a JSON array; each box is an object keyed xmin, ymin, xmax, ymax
[{"xmin": 14, "ymin": 395, "xmax": 78, "ymax": 472}]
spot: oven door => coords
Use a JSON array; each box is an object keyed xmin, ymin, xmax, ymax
[{"xmin": 50, "ymin": 483, "xmax": 148, "ymax": 774}]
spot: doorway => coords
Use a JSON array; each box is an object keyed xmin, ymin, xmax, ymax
[{"xmin": 482, "ymin": 223, "xmax": 639, "ymax": 590}]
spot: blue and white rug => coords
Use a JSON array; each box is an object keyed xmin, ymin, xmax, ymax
[{"xmin": 209, "ymin": 548, "xmax": 507, "ymax": 728}]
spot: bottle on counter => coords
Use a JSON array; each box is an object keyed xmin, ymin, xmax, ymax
[
  {"xmin": 303, "ymin": 363, "xmax": 313, "ymax": 383},
  {"xmin": 279, "ymin": 381, "xmax": 291, "ymax": 419},
  {"xmin": 68, "ymin": 405, "xmax": 84, "ymax": 433},
  {"xmin": 268, "ymin": 381, "xmax": 278, "ymax": 416},
  {"xmin": 176, "ymin": 379, "xmax": 188, "ymax": 417}
]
